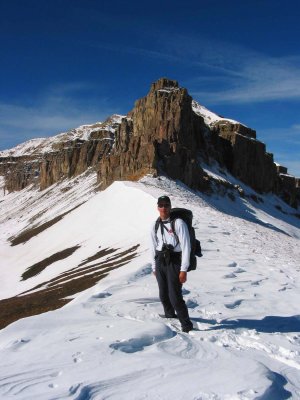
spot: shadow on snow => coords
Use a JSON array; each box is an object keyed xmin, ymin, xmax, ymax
[
  {"xmin": 193, "ymin": 315, "xmax": 300, "ymax": 334},
  {"xmin": 174, "ymin": 177, "xmax": 300, "ymax": 236}
]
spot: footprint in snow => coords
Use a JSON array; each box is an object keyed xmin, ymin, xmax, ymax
[
  {"xmin": 48, "ymin": 383, "xmax": 59, "ymax": 389},
  {"xmin": 231, "ymin": 286, "xmax": 244, "ymax": 292},
  {"xmin": 127, "ymin": 264, "xmax": 153, "ymax": 282},
  {"xmin": 279, "ymin": 286, "xmax": 292, "ymax": 292},
  {"xmin": 72, "ymin": 351, "xmax": 83, "ymax": 363},
  {"xmin": 91, "ymin": 292, "xmax": 112, "ymax": 299},
  {"xmin": 223, "ymin": 273, "xmax": 237, "ymax": 279},
  {"xmin": 7, "ymin": 338, "xmax": 31, "ymax": 350},
  {"xmin": 128, "ymin": 297, "xmax": 160, "ymax": 304},
  {"xmin": 227, "ymin": 262, "xmax": 238, "ymax": 268},
  {"xmin": 69, "ymin": 384, "xmax": 81, "ymax": 395},
  {"xmin": 186, "ymin": 299, "xmax": 199, "ymax": 309},
  {"xmin": 225, "ymin": 299, "xmax": 243, "ymax": 309},
  {"xmin": 235, "ymin": 267, "xmax": 246, "ymax": 273}
]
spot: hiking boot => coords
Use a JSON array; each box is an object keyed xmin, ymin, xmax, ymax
[
  {"xmin": 166, "ymin": 313, "xmax": 178, "ymax": 319},
  {"xmin": 159, "ymin": 313, "xmax": 178, "ymax": 319},
  {"xmin": 182, "ymin": 324, "xmax": 193, "ymax": 333}
]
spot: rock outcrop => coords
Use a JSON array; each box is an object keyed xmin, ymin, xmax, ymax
[
  {"xmin": 0, "ymin": 118, "xmax": 121, "ymax": 192},
  {"xmin": 39, "ymin": 137, "xmax": 113, "ymax": 190},
  {"xmin": 0, "ymin": 78, "xmax": 299, "ymax": 208},
  {"xmin": 0, "ymin": 155, "xmax": 40, "ymax": 192},
  {"xmin": 211, "ymin": 126, "xmax": 277, "ymax": 193},
  {"xmin": 98, "ymin": 78, "xmax": 208, "ymax": 190}
]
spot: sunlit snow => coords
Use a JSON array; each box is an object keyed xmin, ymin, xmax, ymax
[{"xmin": 0, "ymin": 175, "xmax": 299, "ymax": 399}]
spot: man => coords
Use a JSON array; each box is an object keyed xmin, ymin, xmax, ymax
[{"xmin": 150, "ymin": 195, "xmax": 193, "ymax": 333}]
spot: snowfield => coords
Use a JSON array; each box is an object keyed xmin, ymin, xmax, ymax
[
  {"xmin": 192, "ymin": 100, "xmax": 241, "ymax": 127},
  {"xmin": 0, "ymin": 174, "xmax": 299, "ymax": 399}
]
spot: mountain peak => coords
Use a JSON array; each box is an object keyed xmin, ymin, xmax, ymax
[
  {"xmin": 150, "ymin": 77, "xmax": 179, "ymax": 92},
  {"xmin": 0, "ymin": 78, "xmax": 299, "ymax": 208}
]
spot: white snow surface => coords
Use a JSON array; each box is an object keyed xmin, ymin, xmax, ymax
[
  {"xmin": 192, "ymin": 100, "xmax": 243, "ymax": 127},
  {"xmin": 0, "ymin": 174, "xmax": 300, "ymax": 399}
]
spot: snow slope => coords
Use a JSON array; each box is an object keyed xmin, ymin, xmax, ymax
[
  {"xmin": 0, "ymin": 176, "xmax": 300, "ymax": 399},
  {"xmin": 192, "ymin": 100, "xmax": 241, "ymax": 127}
]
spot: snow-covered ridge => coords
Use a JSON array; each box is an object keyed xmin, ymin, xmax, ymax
[
  {"xmin": 0, "ymin": 176, "xmax": 299, "ymax": 398},
  {"xmin": 192, "ymin": 99, "xmax": 244, "ymax": 127},
  {"xmin": 0, "ymin": 114, "xmax": 126, "ymax": 158}
]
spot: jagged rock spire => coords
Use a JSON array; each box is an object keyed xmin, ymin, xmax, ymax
[{"xmin": 98, "ymin": 78, "xmax": 208, "ymax": 189}]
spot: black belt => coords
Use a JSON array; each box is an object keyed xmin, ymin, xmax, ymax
[{"xmin": 155, "ymin": 249, "xmax": 182, "ymax": 266}]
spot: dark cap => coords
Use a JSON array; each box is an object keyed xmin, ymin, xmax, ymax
[{"xmin": 157, "ymin": 195, "xmax": 171, "ymax": 205}]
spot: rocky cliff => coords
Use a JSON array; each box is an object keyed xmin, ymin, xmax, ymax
[
  {"xmin": 0, "ymin": 116, "xmax": 122, "ymax": 192},
  {"xmin": 0, "ymin": 78, "xmax": 299, "ymax": 208},
  {"xmin": 97, "ymin": 78, "xmax": 299, "ymax": 207},
  {"xmin": 98, "ymin": 78, "xmax": 208, "ymax": 190}
]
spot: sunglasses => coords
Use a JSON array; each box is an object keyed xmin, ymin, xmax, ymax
[{"xmin": 158, "ymin": 203, "xmax": 170, "ymax": 208}]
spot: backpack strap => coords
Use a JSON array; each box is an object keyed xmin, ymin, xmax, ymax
[
  {"xmin": 155, "ymin": 218, "xmax": 179, "ymax": 247},
  {"xmin": 154, "ymin": 218, "xmax": 160, "ymax": 243},
  {"xmin": 170, "ymin": 218, "xmax": 179, "ymax": 247},
  {"xmin": 155, "ymin": 218, "xmax": 166, "ymax": 244}
]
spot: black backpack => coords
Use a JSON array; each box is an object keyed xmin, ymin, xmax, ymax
[{"xmin": 155, "ymin": 208, "xmax": 202, "ymax": 271}]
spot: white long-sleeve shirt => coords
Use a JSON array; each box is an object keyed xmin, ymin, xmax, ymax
[{"xmin": 150, "ymin": 218, "xmax": 191, "ymax": 272}]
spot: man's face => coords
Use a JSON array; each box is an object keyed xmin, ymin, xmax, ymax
[{"xmin": 157, "ymin": 202, "xmax": 171, "ymax": 220}]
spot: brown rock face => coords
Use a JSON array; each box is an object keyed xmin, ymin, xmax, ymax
[
  {"xmin": 214, "ymin": 120, "xmax": 256, "ymax": 141},
  {"xmin": 0, "ymin": 78, "xmax": 299, "ymax": 208},
  {"xmin": 0, "ymin": 156, "xmax": 40, "ymax": 192},
  {"xmin": 40, "ymin": 138, "xmax": 113, "ymax": 190},
  {"xmin": 211, "ymin": 122, "xmax": 277, "ymax": 193},
  {"xmin": 0, "ymin": 121, "xmax": 117, "ymax": 193},
  {"xmin": 98, "ymin": 78, "xmax": 208, "ymax": 190},
  {"xmin": 278, "ymin": 174, "xmax": 299, "ymax": 208},
  {"xmin": 229, "ymin": 134, "xmax": 277, "ymax": 193}
]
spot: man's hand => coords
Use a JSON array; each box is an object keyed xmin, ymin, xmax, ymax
[{"xmin": 179, "ymin": 271, "xmax": 187, "ymax": 283}]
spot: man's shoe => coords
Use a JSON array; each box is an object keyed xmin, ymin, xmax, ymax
[
  {"xmin": 182, "ymin": 325, "xmax": 193, "ymax": 333},
  {"xmin": 166, "ymin": 314, "xmax": 178, "ymax": 319},
  {"xmin": 159, "ymin": 313, "xmax": 178, "ymax": 319}
]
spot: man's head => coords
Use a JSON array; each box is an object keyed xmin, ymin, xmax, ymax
[{"xmin": 157, "ymin": 195, "xmax": 171, "ymax": 220}]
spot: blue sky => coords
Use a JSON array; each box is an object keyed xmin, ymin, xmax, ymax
[{"xmin": 1, "ymin": 0, "xmax": 300, "ymax": 177}]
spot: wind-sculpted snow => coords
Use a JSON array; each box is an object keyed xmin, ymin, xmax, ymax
[
  {"xmin": 109, "ymin": 326, "xmax": 175, "ymax": 353},
  {"xmin": 0, "ymin": 176, "xmax": 299, "ymax": 398}
]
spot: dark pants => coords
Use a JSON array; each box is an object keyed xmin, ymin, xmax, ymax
[{"xmin": 155, "ymin": 252, "xmax": 192, "ymax": 330}]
